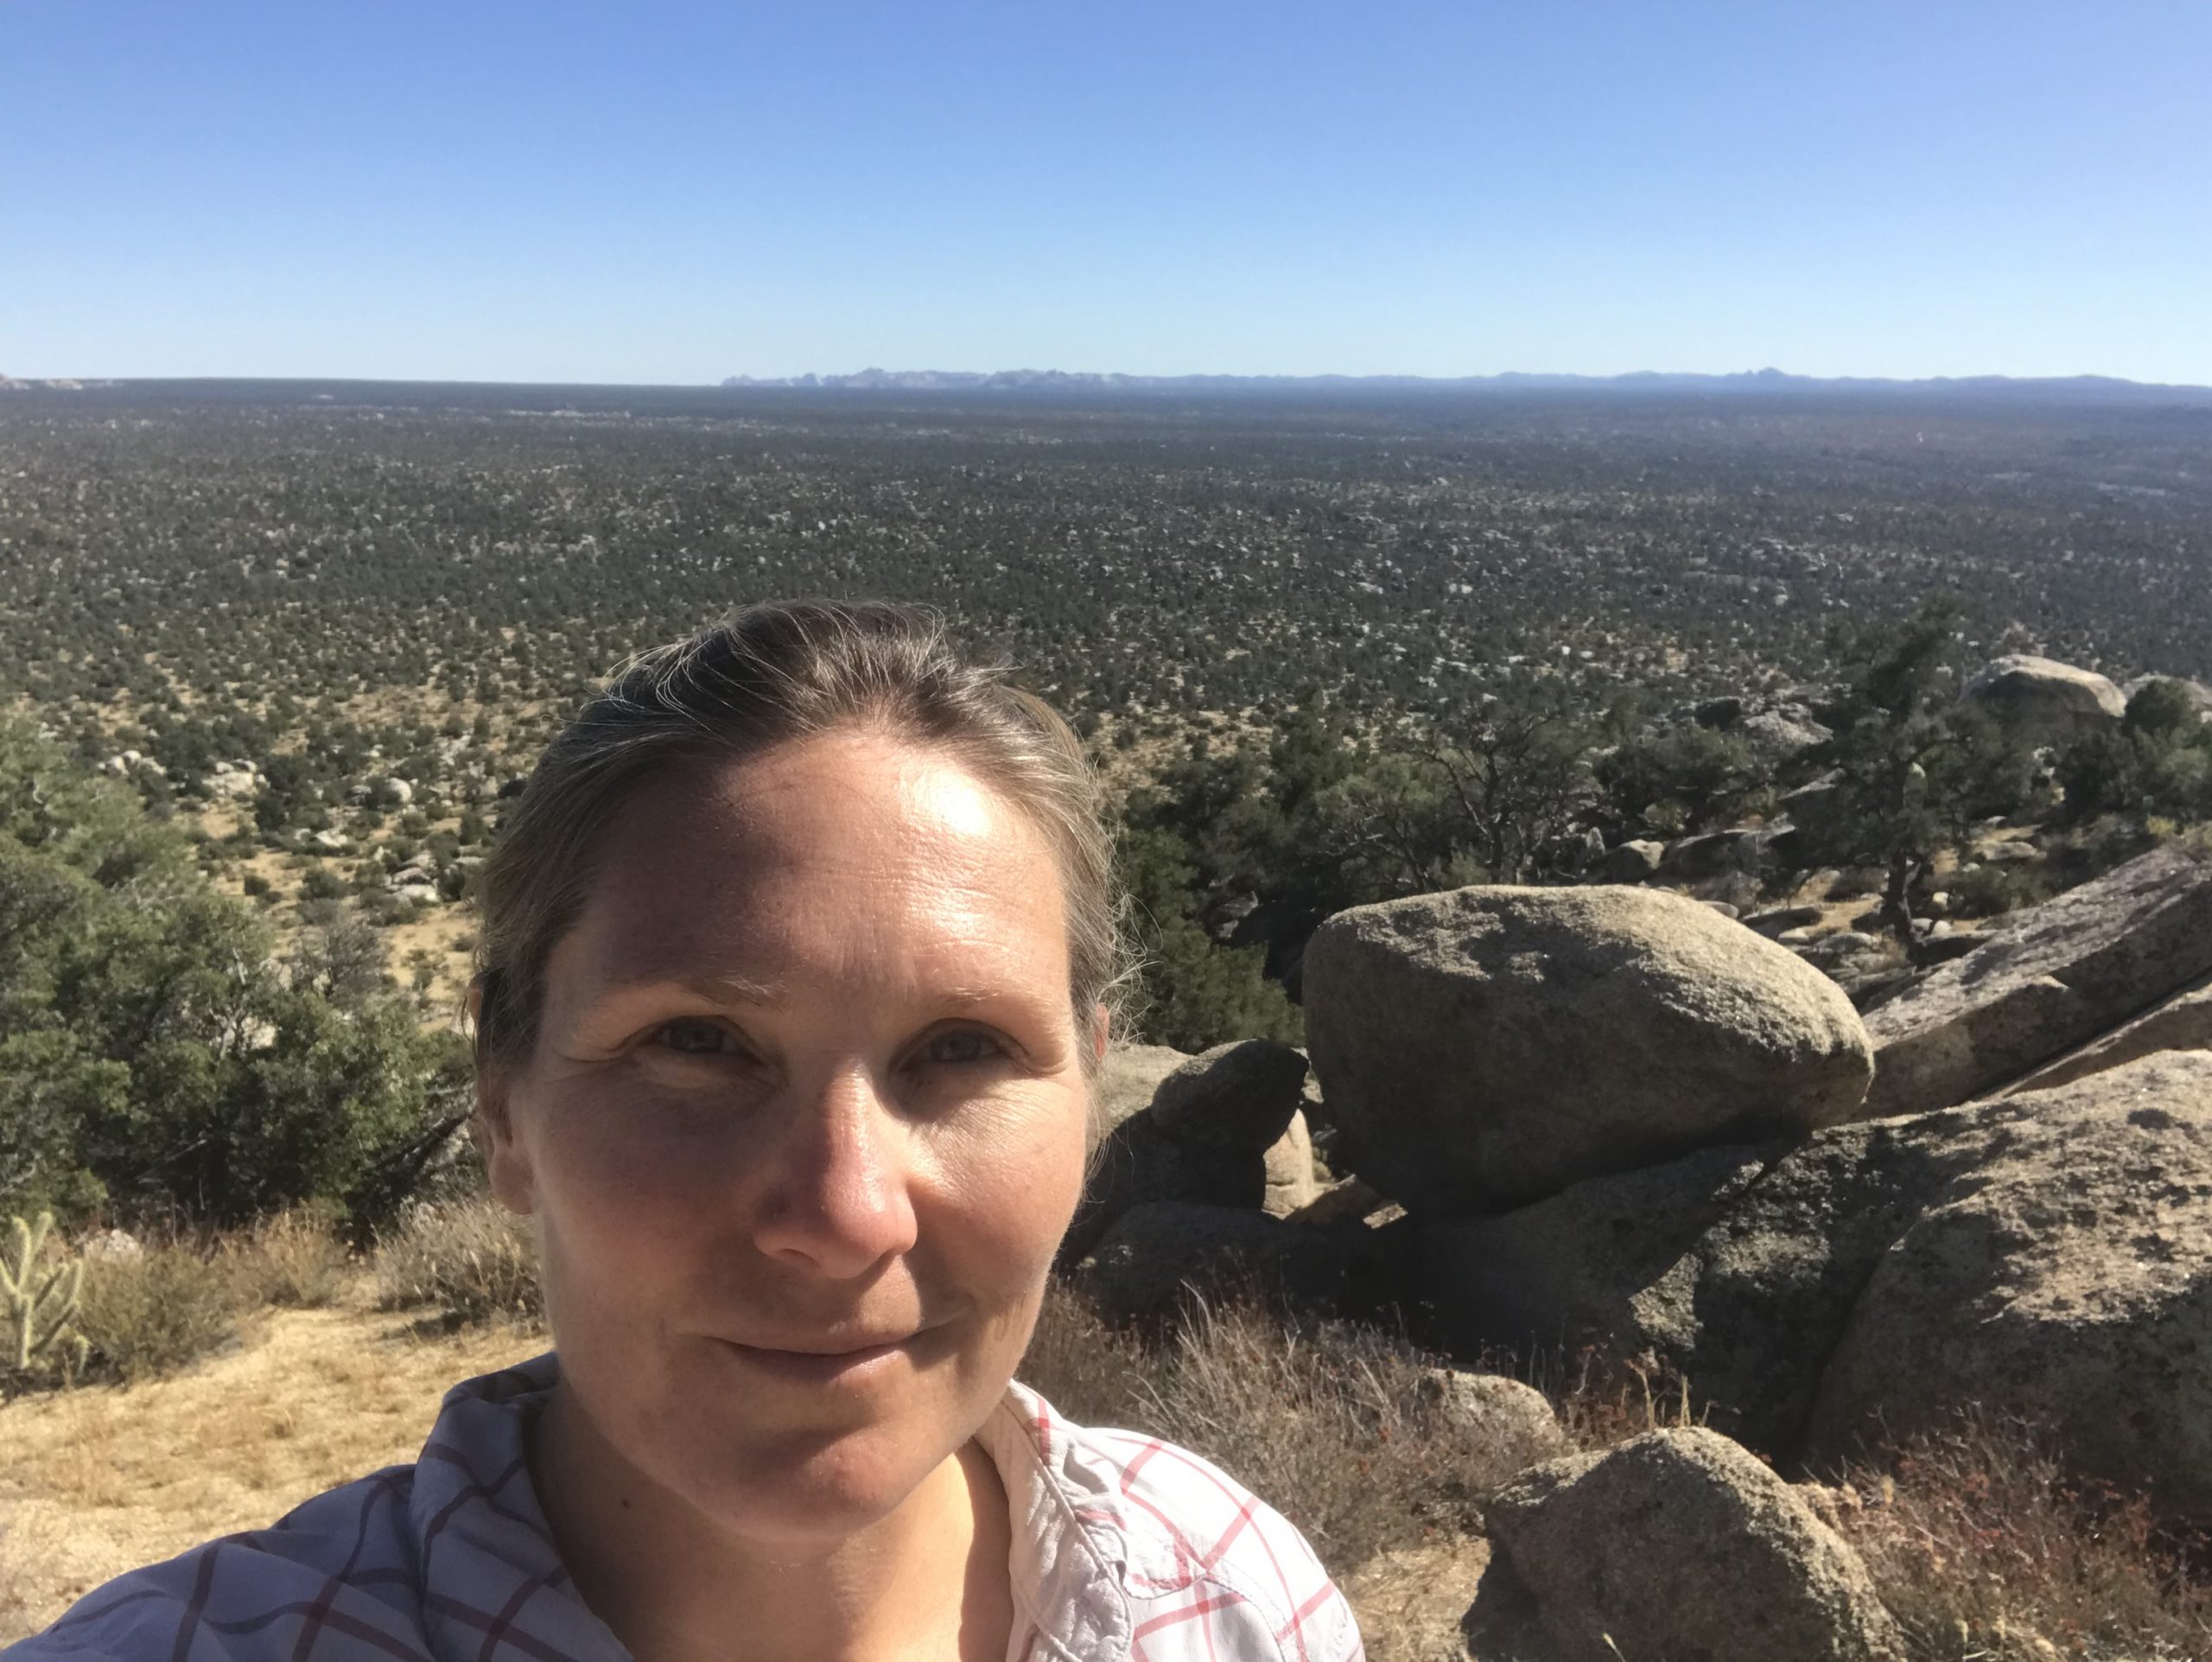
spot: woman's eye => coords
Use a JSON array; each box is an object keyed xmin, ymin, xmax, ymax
[
  {"xmin": 918, "ymin": 1028, "xmax": 1004, "ymax": 1067},
  {"xmin": 652, "ymin": 1018, "xmax": 741, "ymax": 1057}
]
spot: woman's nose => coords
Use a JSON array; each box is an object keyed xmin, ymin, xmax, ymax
[{"xmin": 750, "ymin": 1064, "xmax": 919, "ymax": 1278}]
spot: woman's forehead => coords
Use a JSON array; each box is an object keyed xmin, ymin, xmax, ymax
[{"xmin": 563, "ymin": 734, "xmax": 1069, "ymax": 990}]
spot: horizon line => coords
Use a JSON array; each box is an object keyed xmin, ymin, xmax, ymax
[{"xmin": 8, "ymin": 365, "xmax": 2212, "ymax": 398}]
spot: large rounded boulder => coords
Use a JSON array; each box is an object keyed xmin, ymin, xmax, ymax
[
  {"xmin": 1303, "ymin": 884, "xmax": 1873, "ymax": 1213},
  {"xmin": 1468, "ymin": 1428, "xmax": 1905, "ymax": 1662},
  {"xmin": 1961, "ymin": 653, "xmax": 2126, "ymax": 740}
]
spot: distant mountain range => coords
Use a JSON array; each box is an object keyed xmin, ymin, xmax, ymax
[{"xmin": 721, "ymin": 366, "xmax": 2212, "ymax": 401}]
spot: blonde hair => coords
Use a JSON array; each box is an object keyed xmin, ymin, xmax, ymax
[{"xmin": 471, "ymin": 599, "xmax": 1128, "ymax": 1073}]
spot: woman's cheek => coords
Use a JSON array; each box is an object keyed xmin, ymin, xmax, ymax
[
  {"xmin": 928, "ymin": 1091, "xmax": 1090, "ymax": 1270},
  {"xmin": 533, "ymin": 1078, "xmax": 754, "ymax": 1251}
]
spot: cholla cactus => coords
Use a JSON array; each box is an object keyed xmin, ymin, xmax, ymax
[{"xmin": 3, "ymin": 1211, "xmax": 92, "ymax": 1390}]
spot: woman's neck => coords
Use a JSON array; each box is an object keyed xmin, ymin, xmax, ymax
[{"xmin": 529, "ymin": 1383, "xmax": 1014, "ymax": 1662}]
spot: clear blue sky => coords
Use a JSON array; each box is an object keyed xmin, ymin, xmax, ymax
[{"xmin": 4, "ymin": 1, "xmax": 2208, "ymax": 385}]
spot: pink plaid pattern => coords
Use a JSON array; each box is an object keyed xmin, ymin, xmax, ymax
[{"xmin": 11, "ymin": 1355, "xmax": 1361, "ymax": 1662}]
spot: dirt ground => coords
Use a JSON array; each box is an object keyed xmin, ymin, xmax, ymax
[{"xmin": 0, "ymin": 1291, "xmax": 540, "ymax": 1642}]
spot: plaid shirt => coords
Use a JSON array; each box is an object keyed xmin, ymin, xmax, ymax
[{"xmin": 13, "ymin": 1354, "xmax": 1363, "ymax": 1662}]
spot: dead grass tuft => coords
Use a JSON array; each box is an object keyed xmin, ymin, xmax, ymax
[
  {"xmin": 74, "ymin": 1244, "xmax": 245, "ymax": 1385},
  {"xmin": 1023, "ymin": 1283, "xmax": 1541, "ymax": 1578},
  {"xmin": 1830, "ymin": 1414, "xmax": 2212, "ymax": 1662},
  {"xmin": 220, "ymin": 1210, "xmax": 353, "ymax": 1312},
  {"xmin": 373, "ymin": 1196, "xmax": 541, "ymax": 1327}
]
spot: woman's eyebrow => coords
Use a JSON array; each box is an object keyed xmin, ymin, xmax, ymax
[
  {"xmin": 593, "ymin": 971, "xmax": 790, "ymax": 1010},
  {"xmin": 594, "ymin": 971, "xmax": 1031, "ymax": 1016}
]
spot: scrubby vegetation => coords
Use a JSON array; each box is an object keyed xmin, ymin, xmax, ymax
[
  {"xmin": 2, "ymin": 383, "xmax": 2209, "ymax": 1655},
  {"xmin": 3, "ymin": 382, "xmax": 2206, "ymax": 1076},
  {"xmin": 39, "ymin": 1212, "xmax": 350, "ymax": 1386},
  {"xmin": 0, "ymin": 719, "xmax": 468, "ymax": 1230}
]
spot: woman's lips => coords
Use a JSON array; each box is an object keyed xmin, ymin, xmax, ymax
[{"xmin": 713, "ymin": 1334, "xmax": 918, "ymax": 1385}]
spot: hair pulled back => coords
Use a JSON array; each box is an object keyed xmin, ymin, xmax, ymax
[{"xmin": 471, "ymin": 599, "xmax": 1126, "ymax": 1074}]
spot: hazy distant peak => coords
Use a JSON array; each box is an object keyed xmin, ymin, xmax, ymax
[{"xmin": 717, "ymin": 366, "xmax": 2212, "ymax": 401}]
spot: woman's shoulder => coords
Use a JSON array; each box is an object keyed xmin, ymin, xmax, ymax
[
  {"xmin": 8, "ymin": 1354, "xmax": 571, "ymax": 1662},
  {"xmin": 4, "ymin": 1465, "xmax": 429, "ymax": 1662},
  {"xmin": 992, "ymin": 1384, "xmax": 1365, "ymax": 1662}
]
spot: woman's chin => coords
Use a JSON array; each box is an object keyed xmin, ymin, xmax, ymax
[{"xmin": 662, "ymin": 1419, "xmax": 957, "ymax": 1544}]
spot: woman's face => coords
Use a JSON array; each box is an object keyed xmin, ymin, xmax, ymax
[{"xmin": 480, "ymin": 731, "xmax": 1096, "ymax": 1544}]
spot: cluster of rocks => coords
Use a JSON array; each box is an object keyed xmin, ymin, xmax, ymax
[
  {"xmin": 348, "ymin": 774, "xmax": 416, "ymax": 809},
  {"xmin": 1643, "ymin": 687, "xmax": 1840, "ymax": 770},
  {"xmin": 201, "ymin": 758, "xmax": 264, "ymax": 800},
  {"xmin": 1061, "ymin": 835, "xmax": 2212, "ymax": 1659},
  {"xmin": 381, "ymin": 846, "xmax": 480, "ymax": 906},
  {"xmin": 95, "ymin": 748, "xmax": 165, "ymax": 780}
]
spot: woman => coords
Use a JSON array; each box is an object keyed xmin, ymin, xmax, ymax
[{"xmin": 16, "ymin": 601, "xmax": 1363, "ymax": 1662}]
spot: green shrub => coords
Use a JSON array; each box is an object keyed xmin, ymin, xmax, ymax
[
  {"xmin": 1947, "ymin": 859, "xmax": 2053, "ymax": 919},
  {"xmin": 1597, "ymin": 723, "xmax": 1758, "ymax": 835},
  {"xmin": 297, "ymin": 864, "xmax": 346, "ymax": 901},
  {"xmin": 2056, "ymin": 681, "xmax": 2212, "ymax": 826},
  {"xmin": 0, "ymin": 716, "xmax": 469, "ymax": 1232}
]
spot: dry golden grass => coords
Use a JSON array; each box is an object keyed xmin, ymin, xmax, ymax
[
  {"xmin": 1338, "ymin": 1537, "xmax": 1493, "ymax": 1662},
  {"xmin": 0, "ymin": 1285, "xmax": 538, "ymax": 1642},
  {"xmin": 1021, "ymin": 1284, "xmax": 1543, "ymax": 1662},
  {"xmin": 1830, "ymin": 1416, "xmax": 2212, "ymax": 1662}
]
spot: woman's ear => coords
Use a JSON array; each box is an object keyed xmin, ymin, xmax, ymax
[
  {"xmin": 1089, "ymin": 1002, "xmax": 1111, "ymax": 1067},
  {"xmin": 468, "ymin": 978, "xmax": 537, "ymax": 1216},
  {"xmin": 474, "ymin": 1071, "xmax": 537, "ymax": 1217}
]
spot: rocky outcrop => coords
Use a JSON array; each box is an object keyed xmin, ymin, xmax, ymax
[
  {"xmin": 1862, "ymin": 838, "xmax": 2212, "ymax": 1116},
  {"xmin": 1961, "ymin": 653, "xmax": 2126, "ymax": 739},
  {"xmin": 1808, "ymin": 1053, "xmax": 2212, "ymax": 1517},
  {"xmin": 1467, "ymin": 1429, "xmax": 1904, "ymax": 1662},
  {"xmin": 1090, "ymin": 1042, "xmax": 1190, "ymax": 1139},
  {"xmin": 1077, "ymin": 1201, "xmax": 1388, "ymax": 1323},
  {"xmin": 1422, "ymin": 1052, "xmax": 2212, "ymax": 1517},
  {"xmin": 1302, "ymin": 885, "xmax": 1873, "ymax": 1213},
  {"xmin": 1065, "ymin": 1041, "xmax": 1315, "ymax": 1261},
  {"xmin": 1148, "ymin": 1040, "xmax": 1306, "ymax": 1150}
]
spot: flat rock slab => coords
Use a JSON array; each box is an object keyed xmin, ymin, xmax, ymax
[
  {"xmin": 1863, "ymin": 838, "xmax": 2212, "ymax": 1117},
  {"xmin": 1999, "ymin": 971, "xmax": 2212, "ymax": 1095}
]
